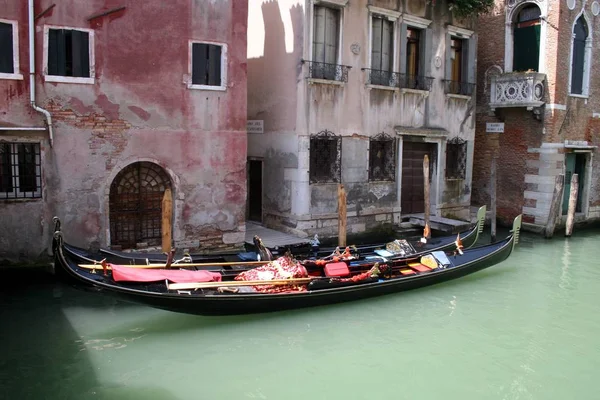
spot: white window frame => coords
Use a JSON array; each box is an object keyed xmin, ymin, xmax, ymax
[
  {"xmin": 187, "ymin": 40, "xmax": 228, "ymax": 91},
  {"xmin": 0, "ymin": 141, "xmax": 42, "ymax": 199},
  {"xmin": 567, "ymin": 12, "xmax": 593, "ymax": 98},
  {"xmin": 367, "ymin": 6, "xmax": 400, "ymax": 72},
  {"xmin": 0, "ymin": 19, "xmax": 23, "ymax": 80},
  {"xmin": 43, "ymin": 25, "xmax": 95, "ymax": 85},
  {"xmin": 308, "ymin": 0, "xmax": 347, "ymax": 67}
]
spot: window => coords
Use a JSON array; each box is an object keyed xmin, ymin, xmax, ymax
[
  {"xmin": 45, "ymin": 26, "xmax": 94, "ymax": 84},
  {"xmin": 311, "ymin": 5, "xmax": 340, "ymax": 80},
  {"xmin": 570, "ymin": 16, "xmax": 590, "ymax": 96},
  {"xmin": 513, "ymin": 5, "xmax": 541, "ymax": 72},
  {"xmin": 309, "ymin": 130, "xmax": 341, "ymax": 184},
  {"xmin": 190, "ymin": 41, "xmax": 227, "ymax": 90},
  {"xmin": 399, "ymin": 16, "xmax": 433, "ymax": 91},
  {"xmin": 0, "ymin": 143, "xmax": 42, "ymax": 199},
  {"xmin": 0, "ymin": 19, "xmax": 22, "ymax": 80},
  {"xmin": 445, "ymin": 138, "xmax": 467, "ymax": 180},
  {"xmin": 369, "ymin": 133, "xmax": 396, "ymax": 182},
  {"xmin": 406, "ymin": 28, "xmax": 420, "ymax": 78},
  {"xmin": 370, "ymin": 15, "xmax": 394, "ymax": 85},
  {"xmin": 444, "ymin": 26, "xmax": 476, "ymax": 96}
]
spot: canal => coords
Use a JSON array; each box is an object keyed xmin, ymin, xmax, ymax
[{"xmin": 1, "ymin": 228, "xmax": 599, "ymax": 399}]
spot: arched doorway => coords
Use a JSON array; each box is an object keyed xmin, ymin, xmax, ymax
[
  {"xmin": 109, "ymin": 162, "xmax": 172, "ymax": 249},
  {"xmin": 513, "ymin": 4, "xmax": 542, "ymax": 72}
]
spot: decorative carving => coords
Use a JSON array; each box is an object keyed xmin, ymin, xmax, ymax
[
  {"xmin": 489, "ymin": 72, "xmax": 545, "ymax": 111},
  {"xmin": 350, "ymin": 43, "xmax": 360, "ymax": 55}
]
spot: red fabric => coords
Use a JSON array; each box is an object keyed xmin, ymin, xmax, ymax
[
  {"xmin": 409, "ymin": 263, "xmax": 431, "ymax": 272},
  {"xmin": 324, "ymin": 262, "xmax": 350, "ymax": 277},
  {"xmin": 234, "ymin": 256, "xmax": 308, "ymax": 293},
  {"xmin": 111, "ymin": 265, "xmax": 221, "ymax": 283}
]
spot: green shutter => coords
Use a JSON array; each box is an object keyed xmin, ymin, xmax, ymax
[{"xmin": 513, "ymin": 25, "xmax": 540, "ymax": 72}]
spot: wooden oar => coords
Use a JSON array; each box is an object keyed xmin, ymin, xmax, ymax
[
  {"xmin": 167, "ymin": 278, "xmax": 314, "ymax": 291},
  {"xmin": 77, "ymin": 260, "xmax": 269, "ymax": 270}
]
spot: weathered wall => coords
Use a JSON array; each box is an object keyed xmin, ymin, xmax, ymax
[
  {"xmin": 0, "ymin": 0, "xmax": 248, "ymax": 260},
  {"xmin": 473, "ymin": 0, "xmax": 600, "ymax": 227},
  {"xmin": 248, "ymin": 0, "xmax": 478, "ymax": 236}
]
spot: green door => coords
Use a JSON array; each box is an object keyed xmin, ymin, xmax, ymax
[{"xmin": 562, "ymin": 153, "xmax": 586, "ymax": 215}]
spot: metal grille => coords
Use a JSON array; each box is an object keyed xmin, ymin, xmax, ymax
[
  {"xmin": 309, "ymin": 130, "xmax": 341, "ymax": 184},
  {"xmin": 0, "ymin": 142, "xmax": 42, "ymax": 199},
  {"xmin": 302, "ymin": 60, "xmax": 351, "ymax": 82},
  {"xmin": 445, "ymin": 137, "xmax": 467, "ymax": 179},
  {"xmin": 369, "ymin": 132, "xmax": 396, "ymax": 181},
  {"xmin": 443, "ymin": 80, "xmax": 476, "ymax": 96},
  {"xmin": 363, "ymin": 69, "xmax": 434, "ymax": 91},
  {"xmin": 109, "ymin": 162, "xmax": 171, "ymax": 249}
]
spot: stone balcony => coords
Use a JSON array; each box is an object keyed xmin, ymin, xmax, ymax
[{"xmin": 489, "ymin": 72, "xmax": 546, "ymax": 111}]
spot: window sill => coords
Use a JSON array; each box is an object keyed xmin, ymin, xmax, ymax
[
  {"xmin": 367, "ymin": 84, "xmax": 399, "ymax": 92},
  {"xmin": 0, "ymin": 72, "xmax": 24, "ymax": 80},
  {"xmin": 44, "ymin": 75, "xmax": 95, "ymax": 85},
  {"xmin": 446, "ymin": 93, "xmax": 471, "ymax": 100},
  {"xmin": 188, "ymin": 84, "xmax": 227, "ymax": 91},
  {"xmin": 401, "ymin": 88, "xmax": 430, "ymax": 97},
  {"xmin": 568, "ymin": 93, "xmax": 589, "ymax": 99},
  {"xmin": 307, "ymin": 78, "xmax": 345, "ymax": 87},
  {"xmin": 0, "ymin": 196, "xmax": 43, "ymax": 202}
]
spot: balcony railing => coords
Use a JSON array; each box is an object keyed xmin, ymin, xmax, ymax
[
  {"xmin": 362, "ymin": 69, "xmax": 434, "ymax": 91},
  {"xmin": 489, "ymin": 72, "xmax": 546, "ymax": 111},
  {"xmin": 301, "ymin": 60, "xmax": 351, "ymax": 83},
  {"xmin": 443, "ymin": 80, "xmax": 476, "ymax": 96}
]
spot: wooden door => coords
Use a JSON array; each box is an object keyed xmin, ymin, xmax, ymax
[{"xmin": 401, "ymin": 141, "xmax": 435, "ymax": 214}]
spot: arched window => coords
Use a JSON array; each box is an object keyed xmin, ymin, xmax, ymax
[
  {"xmin": 570, "ymin": 17, "xmax": 589, "ymax": 95},
  {"xmin": 109, "ymin": 162, "xmax": 172, "ymax": 249},
  {"xmin": 513, "ymin": 4, "xmax": 541, "ymax": 72}
]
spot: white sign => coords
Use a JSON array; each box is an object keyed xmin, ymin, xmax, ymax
[
  {"xmin": 247, "ymin": 120, "xmax": 264, "ymax": 134},
  {"xmin": 486, "ymin": 122, "xmax": 504, "ymax": 133},
  {"xmin": 565, "ymin": 140, "xmax": 589, "ymax": 147}
]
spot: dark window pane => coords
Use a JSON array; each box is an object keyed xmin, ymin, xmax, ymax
[
  {"xmin": 208, "ymin": 45, "xmax": 222, "ymax": 86},
  {"xmin": 0, "ymin": 22, "xmax": 14, "ymax": 74},
  {"xmin": 570, "ymin": 17, "xmax": 588, "ymax": 95},
  {"xmin": 48, "ymin": 29, "xmax": 89, "ymax": 77},
  {"xmin": 17, "ymin": 144, "xmax": 38, "ymax": 192},
  {"xmin": 71, "ymin": 30, "xmax": 90, "ymax": 77},
  {"xmin": 0, "ymin": 144, "xmax": 13, "ymax": 193},
  {"xmin": 192, "ymin": 43, "xmax": 222, "ymax": 86}
]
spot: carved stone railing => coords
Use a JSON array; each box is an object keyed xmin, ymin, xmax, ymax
[{"xmin": 489, "ymin": 72, "xmax": 546, "ymax": 111}]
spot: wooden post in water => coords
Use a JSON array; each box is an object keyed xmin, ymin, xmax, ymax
[
  {"xmin": 161, "ymin": 188, "xmax": 173, "ymax": 253},
  {"xmin": 565, "ymin": 173, "xmax": 578, "ymax": 237},
  {"xmin": 544, "ymin": 174, "xmax": 564, "ymax": 238},
  {"xmin": 490, "ymin": 157, "xmax": 497, "ymax": 242},
  {"xmin": 423, "ymin": 154, "xmax": 431, "ymax": 239},
  {"xmin": 338, "ymin": 184, "xmax": 347, "ymax": 247}
]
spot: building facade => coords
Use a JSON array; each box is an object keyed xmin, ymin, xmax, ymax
[
  {"xmin": 247, "ymin": 0, "xmax": 479, "ymax": 238},
  {"xmin": 473, "ymin": 0, "xmax": 600, "ymax": 230},
  {"xmin": 0, "ymin": 1, "xmax": 248, "ymax": 261}
]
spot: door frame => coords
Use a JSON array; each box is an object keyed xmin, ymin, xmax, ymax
[{"xmin": 561, "ymin": 150, "xmax": 593, "ymax": 218}]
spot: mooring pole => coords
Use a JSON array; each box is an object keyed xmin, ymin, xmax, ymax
[
  {"xmin": 544, "ymin": 174, "xmax": 565, "ymax": 239},
  {"xmin": 423, "ymin": 154, "xmax": 431, "ymax": 239},
  {"xmin": 490, "ymin": 157, "xmax": 497, "ymax": 242},
  {"xmin": 161, "ymin": 188, "xmax": 173, "ymax": 253},
  {"xmin": 338, "ymin": 183, "xmax": 347, "ymax": 247},
  {"xmin": 565, "ymin": 173, "xmax": 578, "ymax": 237}
]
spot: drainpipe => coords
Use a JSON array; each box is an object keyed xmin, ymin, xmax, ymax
[{"xmin": 28, "ymin": 0, "xmax": 54, "ymax": 147}]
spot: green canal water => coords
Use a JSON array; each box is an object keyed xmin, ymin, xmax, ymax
[{"xmin": 2, "ymin": 228, "xmax": 600, "ymax": 400}]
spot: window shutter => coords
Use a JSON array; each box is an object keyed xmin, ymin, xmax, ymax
[
  {"xmin": 313, "ymin": 6, "xmax": 326, "ymax": 63},
  {"xmin": 324, "ymin": 7, "xmax": 339, "ymax": 65},
  {"xmin": 399, "ymin": 22, "xmax": 408, "ymax": 75},
  {"xmin": 421, "ymin": 28, "xmax": 432, "ymax": 77},
  {"xmin": 445, "ymin": 33, "xmax": 452, "ymax": 80},
  {"xmin": 208, "ymin": 45, "xmax": 222, "ymax": 86},
  {"xmin": 467, "ymin": 34, "xmax": 477, "ymax": 85},
  {"xmin": 192, "ymin": 43, "xmax": 208, "ymax": 85},
  {"xmin": 371, "ymin": 17, "xmax": 382, "ymax": 70},
  {"xmin": 381, "ymin": 19, "xmax": 392, "ymax": 72},
  {"xmin": 71, "ymin": 30, "xmax": 90, "ymax": 78},
  {"xmin": 48, "ymin": 29, "xmax": 67, "ymax": 76},
  {"xmin": 0, "ymin": 23, "xmax": 14, "ymax": 74}
]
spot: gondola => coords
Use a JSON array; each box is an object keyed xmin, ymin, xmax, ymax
[
  {"xmin": 52, "ymin": 214, "xmax": 520, "ymax": 316},
  {"xmin": 53, "ymin": 205, "xmax": 487, "ymax": 266}
]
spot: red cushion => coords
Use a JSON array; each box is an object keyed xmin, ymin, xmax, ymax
[{"xmin": 324, "ymin": 262, "xmax": 350, "ymax": 277}]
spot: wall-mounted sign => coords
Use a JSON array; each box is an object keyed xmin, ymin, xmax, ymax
[
  {"xmin": 564, "ymin": 140, "xmax": 589, "ymax": 147},
  {"xmin": 247, "ymin": 120, "xmax": 264, "ymax": 134},
  {"xmin": 486, "ymin": 122, "xmax": 504, "ymax": 133}
]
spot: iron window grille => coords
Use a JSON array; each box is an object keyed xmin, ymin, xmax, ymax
[
  {"xmin": 369, "ymin": 132, "xmax": 396, "ymax": 182},
  {"xmin": 362, "ymin": 69, "xmax": 434, "ymax": 91},
  {"xmin": 302, "ymin": 60, "xmax": 351, "ymax": 82},
  {"xmin": 445, "ymin": 137, "xmax": 467, "ymax": 179},
  {"xmin": 443, "ymin": 80, "xmax": 476, "ymax": 96},
  {"xmin": 309, "ymin": 130, "xmax": 341, "ymax": 184},
  {"xmin": 0, "ymin": 142, "xmax": 42, "ymax": 199}
]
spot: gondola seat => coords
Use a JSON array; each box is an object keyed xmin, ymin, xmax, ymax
[{"xmin": 324, "ymin": 262, "xmax": 350, "ymax": 277}]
